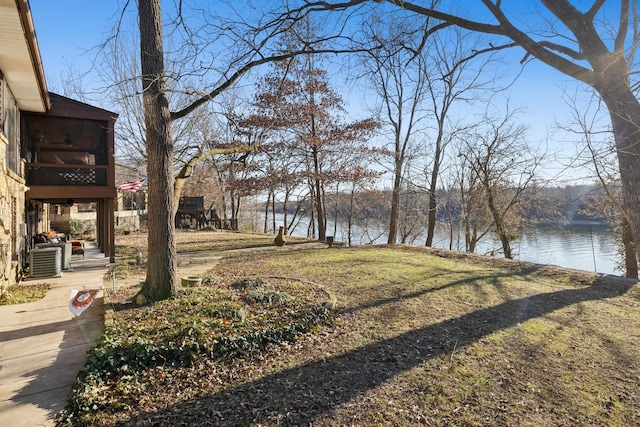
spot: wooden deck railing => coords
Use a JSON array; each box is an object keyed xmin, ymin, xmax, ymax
[{"xmin": 25, "ymin": 163, "xmax": 109, "ymax": 186}]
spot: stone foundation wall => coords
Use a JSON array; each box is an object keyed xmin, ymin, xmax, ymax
[
  {"xmin": 0, "ymin": 133, "xmax": 26, "ymax": 289},
  {"xmin": 114, "ymin": 210, "xmax": 142, "ymax": 232}
]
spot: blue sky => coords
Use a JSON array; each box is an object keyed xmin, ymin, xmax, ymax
[
  {"xmin": 29, "ymin": 1, "xmax": 598, "ymax": 183},
  {"xmin": 31, "ymin": 1, "xmax": 123, "ymax": 95}
]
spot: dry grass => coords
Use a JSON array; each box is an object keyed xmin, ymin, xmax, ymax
[
  {"xmin": 0, "ymin": 283, "xmax": 50, "ymax": 305},
  {"xmin": 114, "ymin": 228, "xmax": 314, "ymax": 259},
  {"xmin": 62, "ymin": 231, "xmax": 640, "ymax": 426},
  {"xmin": 207, "ymin": 245, "xmax": 640, "ymax": 426}
]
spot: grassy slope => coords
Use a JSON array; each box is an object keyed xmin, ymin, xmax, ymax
[
  {"xmin": 79, "ymin": 232, "xmax": 640, "ymax": 426},
  {"xmin": 212, "ymin": 245, "xmax": 640, "ymax": 426}
]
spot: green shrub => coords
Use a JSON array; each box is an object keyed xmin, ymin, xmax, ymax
[
  {"xmin": 201, "ymin": 274, "xmax": 221, "ymax": 285},
  {"xmin": 68, "ymin": 219, "xmax": 84, "ymax": 237},
  {"xmin": 232, "ymin": 277, "xmax": 268, "ymax": 290},
  {"xmin": 246, "ymin": 289, "xmax": 294, "ymax": 305},
  {"xmin": 57, "ymin": 287, "xmax": 333, "ymax": 424}
]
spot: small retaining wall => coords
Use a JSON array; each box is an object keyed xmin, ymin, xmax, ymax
[{"xmin": 115, "ymin": 210, "xmax": 143, "ymax": 232}]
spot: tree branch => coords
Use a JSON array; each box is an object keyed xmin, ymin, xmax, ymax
[
  {"xmin": 389, "ymin": 0, "xmax": 505, "ymax": 36},
  {"xmin": 537, "ymin": 40, "xmax": 584, "ymax": 60},
  {"xmin": 615, "ymin": 0, "xmax": 630, "ymax": 53},
  {"xmin": 173, "ymin": 144, "xmax": 260, "ymax": 211},
  {"xmin": 585, "ymin": 0, "xmax": 607, "ymax": 21},
  {"xmin": 170, "ymin": 46, "xmax": 375, "ymax": 121},
  {"xmin": 443, "ymin": 41, "xmax": 518, "ymax": 81},
  {"xmin": 385, "ymin": 0, "xmax": 597, "ymax": 85}
]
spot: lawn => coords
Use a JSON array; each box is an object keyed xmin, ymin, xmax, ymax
[
  {"xmin": 59, "ymin": 231, "xmax": 640, "ymax": 426},
  {"xmin": 114, "ymin": 228, "xmax": 314, "ymax": 258},
  {"xmin": 0, "ymin": 283, "xmax": 50, "ymax": 305}
]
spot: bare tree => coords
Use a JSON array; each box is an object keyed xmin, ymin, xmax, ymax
[
  {"xmin": 139, "ymin": 0, "xmax": 177, "ymax": 300},
  {"xmin": 560, "ymin": 89, "xmax": 638, "ymax": 277},
  {"xmin": 421, "ymin": 27, "xmax": 505, "ymax": 247},
  {"xmin": 453, "ymin": 143, "xmax": 493, "ymax": 253},
  {"xmin": 397, "ymin": 182, "xmax": 428, "ymax": 244},
  {"xmin": 360, "ymin": 12, "xmax": 507, "ymax": 246},
  {"xmin": 458, "ymin": 108, "xmax": 541, "ymax": 259},
  {"xmin": 306, "ymin": 0, "xmax": 640, "ymax": 273},
  {"xmin": 132, "ymin": 0, "xmax": 379, "ymax": 299},
  {"xmin": 244, "ymin": 21, "xmax": 379, "ymax": 241},
  {"xmin": 360, "ymin": 17, "xmax": 429, "ymax": 244}
]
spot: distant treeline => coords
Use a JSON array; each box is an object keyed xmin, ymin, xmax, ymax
[{"xmin": 268, "ymin": 184, "xmax": 610, "ymax": 226}]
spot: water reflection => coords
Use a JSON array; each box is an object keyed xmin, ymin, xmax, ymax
[
  {"xmin": 422, "ymin": 223, "xmax": 618, "ymax": 275},
  {"xmin": 515, "ymin": 224, "xmax": 618, "ymax": 275},
  {"xmin": 272, "ymin": 215, "xmax": 620, "ymax": 276}
]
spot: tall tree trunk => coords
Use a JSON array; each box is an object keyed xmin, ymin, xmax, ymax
[
  {"xmin": 271, "ymin": 190, "xmax": 276, "ymax": 233},
  {"xmin": 388, "ymin": 154, "xmax": 402, "ymax": 244},
  {"xmin": 283, "ymin": 190, "xmax": 289, "ymax": 231},
  {"xmin": 312, "ymin": 146, "xmax": 326, "ymax": 241},
  {"xmin": 331, "ymin": 190, "xmax": 339, "ymax": 238},
  {"xmin": 233, "ymin": 195, "xmax": 241, "ymax": 231},
  {"xmin": 263, "ymin": 191, "xmax": 271, "ymax": 233},
  {"xmin": 426, "ymin": 131, "xmax": 444, "ymax": 247},
  {"xmin": 139, "ymin": 0, "xmax": 177, "ymax": 300},
  {"xmin": 447, "ymin": 198, "xmax": 454, "ymax": 251},
  {"xmin": 347, "ymin": 183, "xmax": 356, "ymax": 247},
  {"xmin": 598, "ymin": 82, "xmax": 640, "ymax": 274},
  {"xmin": 486, "ymin": 186, "xmax": 512, "ymax": 259},
  {"xmin": 425, "ymin": 186, "xmax": 437, "ymax": 246},
  {"xmin": 621, "ymin": 215, "xmax": 638, "ymax": 279},
  {"xmin": 308, "ymin": 182, "xmax": 316, "ymax": 238}
]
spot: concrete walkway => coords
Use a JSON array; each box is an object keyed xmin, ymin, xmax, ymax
[{"xmin": 0, "ymin": 243, "xmax": 107, "ymax": 427}]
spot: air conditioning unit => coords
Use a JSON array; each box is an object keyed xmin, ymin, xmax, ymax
[
  {"xmin": 30, "ymin": 247, "xmax": 62, "ymax": 278},
  {"xmin": 35, "ymin": 242, "xmax": 72, "ymax": 270}
]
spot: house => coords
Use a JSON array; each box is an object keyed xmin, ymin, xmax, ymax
[{"xmin": 1, "ymin": 0, "xmax": 117, "ymax": 289}]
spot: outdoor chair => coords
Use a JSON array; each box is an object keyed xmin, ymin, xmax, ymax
[{"xmin": 70, "ymin": 241, "xmax": 85, "ymax": 258}]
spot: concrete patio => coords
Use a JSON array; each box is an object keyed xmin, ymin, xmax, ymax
[{"xmin": 0, "ymin": 242, "xmax": 108, "ymax": 427}]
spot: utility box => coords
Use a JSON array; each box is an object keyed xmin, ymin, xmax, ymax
[
  {"xmin": 30, "ymin": 247, "xmax": 62, "ymax": 278},
  {"xmin": 35, "ymin": 242, "xmax": 72, "ymax": 270}
]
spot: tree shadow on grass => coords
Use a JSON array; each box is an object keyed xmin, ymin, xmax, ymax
[
  {"xmin": 338, "ymin": 265, "xmax": 544, "ymax": 316},
  {"xmin": 126, "ymin": 275, "xmax": 636, "ymax": 426}
]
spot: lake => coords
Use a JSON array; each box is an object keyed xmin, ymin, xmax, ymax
[
  {"xmin": 267, "ymin": 215, "xmax": 621, "ymax": 276},
  {"xmin": 430, "ymin": 223, "xmax": 620, "ymax": 275},
  {"xmin": 513, "ymin": 224, "xmax": 619, "ymax": 275}
]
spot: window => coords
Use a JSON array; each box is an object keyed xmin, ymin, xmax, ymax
[
  {"xmin": 11, "ymin": 197, "xmax": 17, "ymax": 256},
  {"xmin": 0, "ymin": 70, "xmax": 4, "ymax": 132},
  {"xmin": 4, "ymin": 82, "xmax": 20, "ymax": 174}
]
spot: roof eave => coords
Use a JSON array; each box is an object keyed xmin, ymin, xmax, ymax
[
  {"xmin": 0, "ymin": 0, "xmax": 50, "ymax": 112},
  {"xmin": 16, "ymin": 0, "xmax": 50, "ymax": 111}
]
